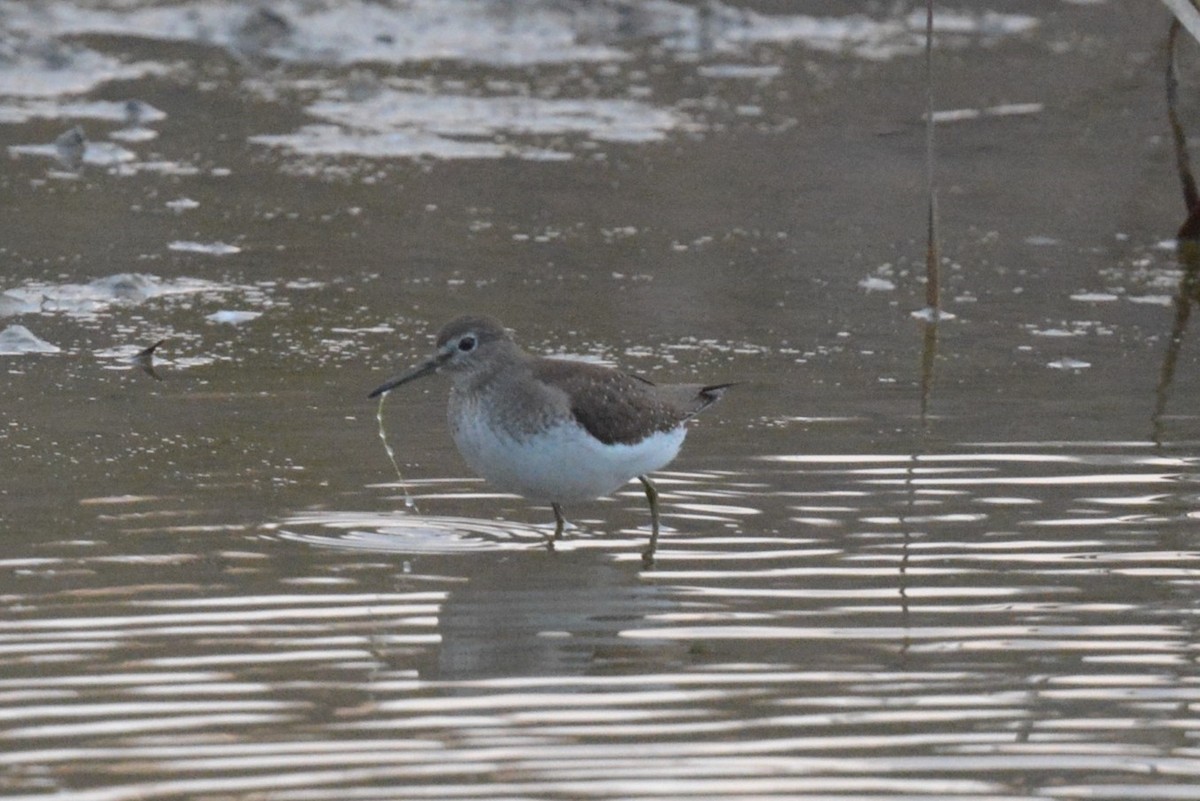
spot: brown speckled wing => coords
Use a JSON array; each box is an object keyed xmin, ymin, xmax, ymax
[{"xmin": 533, "ymin": 359, "xmax": 729, "ymax": 446}]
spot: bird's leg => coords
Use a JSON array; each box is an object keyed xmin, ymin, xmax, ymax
[
  {"xmin": 638, "ymin": 475, "xmax": 660, "ymax": 568},
  {"xmin": 551, "ymin": 503, "xmax": 566, "ymax": 541}
]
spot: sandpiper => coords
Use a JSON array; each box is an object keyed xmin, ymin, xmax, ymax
[{"xmin": 369, "ymin": 315, "xmax": 731, "ymax": 563}]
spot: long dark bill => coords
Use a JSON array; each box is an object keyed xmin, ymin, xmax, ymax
[{"xmin": 367, "ymin": 357, "xmax": 441, "ymax": 398}]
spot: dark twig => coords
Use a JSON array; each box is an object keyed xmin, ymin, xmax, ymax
[
  {"xmin": 1167, "ymin": 19, "xmax": 1200, "ymax": 237},
  {"xmin": 924, "ymin": 0, "xmax": 941, "ymax": 311}
]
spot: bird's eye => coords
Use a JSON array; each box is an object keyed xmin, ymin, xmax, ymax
[{"xmin": 458, "ymin": 335, "xmax": 477, "ymax": 352}]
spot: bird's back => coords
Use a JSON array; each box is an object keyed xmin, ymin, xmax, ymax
[{"xmin": 531, "ymin": 358, "xmax": 732, "ymax": 446}]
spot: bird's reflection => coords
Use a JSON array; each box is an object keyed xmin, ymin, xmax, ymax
[
  {"xmin": 275, "ymin": 510, "xmax": 685, "ymax": 679},
  {"xmin": 419, "ymin": 550, "xmax": 676, "ymax": 680}
]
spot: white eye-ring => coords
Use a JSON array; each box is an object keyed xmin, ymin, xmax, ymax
[{"xmin": 458, "ymin": 335, "xmax": 477, "ymax": 352}]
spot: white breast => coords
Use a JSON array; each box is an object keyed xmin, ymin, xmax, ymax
[{"xmin": 450, "ymin": 411, "xmax": 686, "ymax": 503}]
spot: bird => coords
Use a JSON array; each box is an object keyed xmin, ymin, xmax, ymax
[{"xmin": 368, "ymin": 315, "xmax": 731, "ymax": 564}]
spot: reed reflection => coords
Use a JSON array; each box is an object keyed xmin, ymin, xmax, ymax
[
  {"xmin": 1150, "ymin": 241, "xmax": 1200, "ymax": 444},
  {"xmin": 1156, "ymin": 19, "xmax": 1200, "ymax": 444}
]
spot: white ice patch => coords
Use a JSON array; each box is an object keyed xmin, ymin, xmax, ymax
[
  {"xmin": 1126, "ymin": 295, "xmax": 1173, "ymax": 306},
  {"xmin": 0, "ymin": 324, "xmax": 60, "ymax": 354},
  {"xmin": 7, "ymin": 139, "xmax": 136, "ymax": 167},
  {"xmin": 0, "ymin": 42, "xmax": 167, "ymax": 98},
  {"xmin": 910, "ymin": 307, "xmax": 957, "ymax": 322},
  {"xmin": 1047, "ymin": 358, "xmax": 1090, "ymax": 370},
  {"xmin": 0, "ymin": 273, "xmax": 230, "ymax": 318},
  {"xmin": 0, "ymin": 2, "xmax": 1039, "ymax": 66},
  {"xmin": 858, "ymin": 276, "xmax": 896, "ymax": 292},
  {"xmin": 0, "ymin": 98, "xmax": 166, "ymax": 125},
  {"xmin": 168, "ymin": 241, "xmax": 242, "ymax": 255},
  {"xmin": 251, "ymin": 91, "xmax": 686, "ymax": 162},
  {"xmin": 207, "ymin": 310, "xmax": 262, "ymax": 325}
]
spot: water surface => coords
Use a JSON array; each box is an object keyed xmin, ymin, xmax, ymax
[{"xmin": 2, "ymin": 1, "xmax": 1200, "ymax": 799}]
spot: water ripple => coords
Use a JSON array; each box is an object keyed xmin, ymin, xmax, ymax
[
  {"xmin": 273, "ymin": 511, "xmax": 547, "ymax": 553},
  {"xmin": 4, "ymin": 443, "xmax": 1200, "ymax": 799}
]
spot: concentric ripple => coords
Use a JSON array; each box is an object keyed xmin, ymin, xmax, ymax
[{"xmin": 273, "ymin": 510, "xmax": 548, "ymax": 554}]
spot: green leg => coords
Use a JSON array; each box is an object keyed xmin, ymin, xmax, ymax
[{"xmin": 638, "ymin": 475, "xmax": 660, "ymax": 568}]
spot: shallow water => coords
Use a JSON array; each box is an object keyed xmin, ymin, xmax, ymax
[{"xmin": 3, "ymin": 1, "xmax": 1200, "ymax": 799}]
